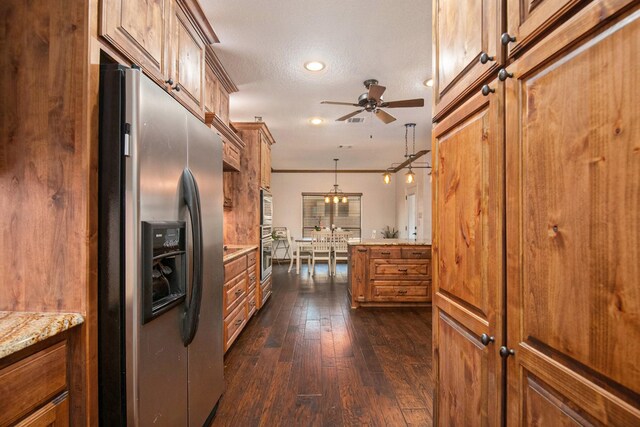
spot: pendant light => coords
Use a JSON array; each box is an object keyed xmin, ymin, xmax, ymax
[
  {"xmin": 324, "ymin": 159, "xmax": 348, "ymax": 204},
  {"xmin": 382, "ymin": 170, "xmax": 392, "ymax": 184},
  {"xmin": 406, "ymin": 166, "xmax": 416, "ymax": 184}
]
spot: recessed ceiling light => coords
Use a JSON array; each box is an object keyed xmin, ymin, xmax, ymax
[
  {"xmin": 304, "ymin": 61, "xmax": 325, "ymax": 71},
  {"xmin": 309, "ymin": 118, "xmax": 324, "ymax": 125},
  {"xmin": 424, "ymin": 78, "xmax": 434, "ymax": 87}
]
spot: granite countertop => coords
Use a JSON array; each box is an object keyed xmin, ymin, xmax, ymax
[
  {"xmin": 0, "ymin": 311, "xmax": 84, "ymax": 360},
  {"xmin": 348, "ymin": 239, "xmax": 432, "ymax": 246},
  {"xmin": 223, "ymin": 244, "xmax": 258, "ymax": 262}
]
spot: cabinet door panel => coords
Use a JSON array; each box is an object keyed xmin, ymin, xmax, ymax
[
  {"xmin": 433, "ymin": 0, "xmax": 502, "ymax": 120},
  {"xmin": 100, "ymin": 0, "xmax": 168, "ymax": 82},
  {"xmin": 433, "ymin": 87, "xmax": 504, "ymax": 426},
  {"xmin": 169, "ymin": 1, "xmax": 205, "ymax": 118},
  {"xmin": 505, "ymin": 5, "xmax": 640, "ymax": 425},
  {"xmin": 204, "ymin": 64, "xmax": 219, "ymax": 114}
]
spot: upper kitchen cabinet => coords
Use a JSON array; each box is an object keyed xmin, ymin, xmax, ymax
[
  {"xmin": 259, "ymin": 132, "xmax": 272, "ymax": 190},
  {"xmin": 204, "ymin": 47, "xmax": 241, "ymax": 171},
  {"xmin": 503, "ymin": 0, "xmax": 598, "ymax": 58},
  {"xmin": 100, "ymin": 0, "xmax": 218, "ymax": 119},
  {"xmin": 100, "ymin": 0, "xmax": 169, "ymax": 83},
  {"xmin": 432, "ymin": 0, "xmax": 503, "ymax": 121},
  {"xmin": 232, "ymin": 122, "xmax": 276, "ymax": 192}
]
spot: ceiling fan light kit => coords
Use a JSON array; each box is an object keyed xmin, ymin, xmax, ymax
[{"xmin": 321, "ymin": 79, "xmax": 425, "ymax": 124}]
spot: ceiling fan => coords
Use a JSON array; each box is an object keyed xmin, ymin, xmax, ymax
[{"xmin": 321, "ymin": 79, "xmax": 424, "ymax": 124}]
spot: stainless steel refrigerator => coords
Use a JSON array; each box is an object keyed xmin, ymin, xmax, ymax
[{"xmin": 98, "ymin": 65, "xmax": 224, "ymax": 426}]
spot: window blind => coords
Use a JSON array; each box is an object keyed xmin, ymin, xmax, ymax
[{"xmin": 302, "ymin": 193, "xmax": 362, "ymax": 238}]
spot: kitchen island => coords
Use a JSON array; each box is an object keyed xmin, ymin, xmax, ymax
[{"xmin": 348, "ymin": 239, "xmax": 432, "ymax": 308}]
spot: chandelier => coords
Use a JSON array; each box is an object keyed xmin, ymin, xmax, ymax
[
  {"xmin": 382, "ymin": 123, "xmax": 432, "ymax": 184},
  {"xmin": 324, "ymin": 158, "xmax": 348, "ymax": 204}
]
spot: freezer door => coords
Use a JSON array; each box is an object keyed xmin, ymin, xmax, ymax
[
  {"xmin": 126, "ymin": 69, "xmax": 189, "ymax": 427},
  {"xmin": 185, "ymin": 112, "xmax": 225, "ymax": 425}
]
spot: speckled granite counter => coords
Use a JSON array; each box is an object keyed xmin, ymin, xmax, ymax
[
  {"xmin": 223, "ymin": 244, "xmax": 258, "ymax": 262},
  {"xmin": 0, "ymin": 311, "xmax": 84, "ymax": 359},
  {"xmin": 348, "ymin": 239, "xmax": 432, "ymax": 246}
]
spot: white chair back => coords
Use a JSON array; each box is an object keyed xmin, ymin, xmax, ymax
[
  {"xmin": 311, "ymin": 231, "xmax": 332, "ymax": 252},
  {"xmin": 332, "ymin": 231, "xmax": 349, "ymax": 252}
]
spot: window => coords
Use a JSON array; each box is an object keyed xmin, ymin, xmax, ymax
[{"xmin": 302, "ymin": 193, "xmax": 362, "ymax": 238}]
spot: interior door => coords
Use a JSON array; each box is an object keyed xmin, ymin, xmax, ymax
[
  {"xmin": 432, "ymin": 84, "xmax": 504, "ymax": 426},
  {"xmin": 505, "ymin": 4, "xmax": 640, "ymax": 425},
  {"xmin": 432, "ymin": 0, "xmax": 503, "ymax": 120}
]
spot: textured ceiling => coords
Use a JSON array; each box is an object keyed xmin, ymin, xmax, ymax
[{"xmin": 201, "ymin": 0, "xmax": 433, "ymax": 169}]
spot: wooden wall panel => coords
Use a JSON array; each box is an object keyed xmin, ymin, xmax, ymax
[{"xmin": 0, "ymin": 0, "xmax": 91, "ymax": 314}]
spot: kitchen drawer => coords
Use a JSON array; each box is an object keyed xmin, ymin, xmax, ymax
[
  {"xmin": 371, "ymin": 279, "xmax": 432, "ymax": 287},
  {"xmin": 247, "ymin": 289, "xmax": 257, "ymax": 318},
  {"xmin": 224, "ymin": 255, "xmax": 247, "ymax": 282},
  {"xmin": 247, "ymin": 269, "xmax": 257, "ymax": 293},
  {"xmin": 247, "ymin": 249, "xmax": 257, "ymax": 267},
  {"xmin": 0, "ymin": 341, "xmax": 67, "ymax": 426},
  {"xmin": 371, "ymin": 260, "xmax": 430, "ymax": 278},
  {"xmin": 224, "ymin": 272, "xmax": 247, "ymax": 318},
  {"xmin": 371, "ymin": 284, "xmax": 431, "ymax": 302},
  {"xmin": 401, "ymin": 247, "xmax": 431, "ymax": 259},
  {"xmin": 260, "ymin": 276, "xmax": 272, "ymax": 308},
  {"xmin": 369, "ymin": 247, "xmax": 402, "ymax": 259},
  {"xmin": 224, "ymin": 301, "xmax": 248, "ymax": 352}
]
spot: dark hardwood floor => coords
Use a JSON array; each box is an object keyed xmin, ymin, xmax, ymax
[{"xmin": 212, "ymin": 263, "xmax": 434, "ymax": 426}]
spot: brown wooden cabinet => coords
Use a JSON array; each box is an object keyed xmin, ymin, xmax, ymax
[
  {"xmin": 259, "ymin": 132, "xmax": 272, "ymax": 191},
  {"xmin": 168, "ymin": 0, "xmax": 206, "ymax": 117},
  {"xmin": 432, "ymin": 86, "xmax": 504, "ymax": 426},
  {"xmin": 432, "ymin": 0, "xmax": 640, "ymax": 424},
  {"xmin": 0, "ymin": 340, "xmax": 71, "ymax": 426},
  {"xmin": 99, "ymin": 0, "xmax": 169, "ymax": 83},
  {"xmin": 223, "ymin": 248, "xmax": 259, "ymax": 353},
  {"xmin": 432, "ymin": 0, "xmax": 503, "ymax": 121},
  {"xmin": 100, "ymin": 0, "xmax": 218, "ymax": 119},
  {"xmin": 504, "ymin": 3, "xmax": 640, "ymax": 424},
  {"xmin": 348, "ymin": 243, "xmax": 432, "ymax": 308}
]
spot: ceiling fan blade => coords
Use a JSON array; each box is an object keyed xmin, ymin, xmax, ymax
[
  {"xmin": 381, "ymin": 98, "xmax": 425, "ymax": 108},
  {"xmin": 368, "ymin": 84, "xmax": 386, "ymax": 102},
  {"xmin": 321, "ymin": 101, "xmax": 360, "ymax": 106},
  {"xmin": 375, "ymin": 109, "xmax": 396, "ymax": 124},
  {"xmin": 336, "ymin": 109, "xmax": 365, "ymax": 121}
]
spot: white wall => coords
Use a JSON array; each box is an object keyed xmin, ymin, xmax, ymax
[
  {"xmin": 271, "ymin": 172, "xmax": 397, "ymax": 242},
  {"xmin": 395, "ymin": 152, "xmax": 433, "ymax": 242}
]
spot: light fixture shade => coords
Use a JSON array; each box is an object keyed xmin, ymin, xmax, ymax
[
  {"xmin": 325, "ymin": 196, "xmax": 330, "ymax": 203},
  {"xmin": 383, "ymin": 172, "xmax": 391, "ymax": 184},
  {"xmin": 333, "ymin": 195, "xmax": 339, "ymax": 204},
  {"xmin": 405, "ymin": 169, "xmax": 415, "ymax": 184},
  {"xmin": 342, "ymin": 196, "xmax": 348, "ymax": 203}
]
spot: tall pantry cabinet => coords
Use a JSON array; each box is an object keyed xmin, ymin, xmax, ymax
[{"xmin": 432, "ymin": 0, "xmax": 640, "ymax": 424}]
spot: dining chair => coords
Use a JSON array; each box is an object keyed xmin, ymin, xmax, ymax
[
  {"xmin": 331, "ymin": 231, "xmax": 350, "ymax": 275},
  {"xmin": 311, "ymin": 230, "xmax": 332, "ymax": 276},
  {"xmin": 286, "ymin": 229, "xmax": 311, "ymax": 274}
]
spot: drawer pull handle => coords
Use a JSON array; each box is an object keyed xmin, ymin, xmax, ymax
[
  {"xmin": 381, "ymin": 251, "xmax": 391, "ymax": 255},
  {"xmin": 412, "ymin": 252, "xmax": 423, "ymax": 255},
  {"xmin": 234, "ymin": 319, "xmax": 244, "ymax": 326},
  {"xmin": 501, "ymin": 32, "xmax": 516, "ymax": 46},
  {"xmin": 481, "ymin": 84, "xmax": 495, "ymax": 96},
  {"xmin": 357, "ymin": 249, "xmax": 368, "ymax": 253},
  {"xmin": 480, "ymin": 334, "xmax": 495, "ymax": 346},
  {"xmin": 479, "ymin": 52, "xmax": 494, "ymax": 64},
  {"xmin": 398, "ymin": 290, "xmax": 408, "ymax": 295},
  {"xmin": 498, "ymin": 68, "xmax": 514, "ymax": 81},
  {"xmin": 235, "ymin": 289, "xmax": 243, "ymax": 296},
  {"xmin": 397, "ymin": 268, "xmax": 408, "ymax": 272}
]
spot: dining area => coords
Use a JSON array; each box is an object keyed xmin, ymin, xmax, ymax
[{"xmin": 272, "ymin": 227, "xmax": 358, "ymax": 276}]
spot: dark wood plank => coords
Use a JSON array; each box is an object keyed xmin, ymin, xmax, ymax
[{"xmin": 212, "ymin": 265, "xmax": 433, "ymax": 426}]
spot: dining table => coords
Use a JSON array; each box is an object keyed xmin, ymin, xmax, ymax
[{"xmin": 292, "ymin": 235, "xmax": 361, "ymax": 274}]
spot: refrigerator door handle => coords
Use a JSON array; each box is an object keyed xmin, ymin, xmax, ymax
[{"xmin": 181, "ymin": 168, "xmax": 203, "ymax": 346}]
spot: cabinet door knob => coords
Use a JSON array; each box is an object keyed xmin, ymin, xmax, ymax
[
  {"xmin": 479, "ymin": 52, "xmax": 494, "ymax": 64},
  {"xmin": 498, "ymin": 69, "xmax": 514, "ymax": 81},
  {"xmin": 501, "ymin": 33, "xmax": 516, "ymax": 45},
  {"xmin": 172, "ymin": 84, "xmax": 181, "ymax": 92},
  {"xmin": 165, "ymin": 78, "xmax": 174, "ymax": 85},
  {"xmin": 480, "ymin": 334, "xmax": 495, "ymax": 346},
  {"xmin": 499, "ymin": 346, "xmax": 515, "ymax": 358},
  {"xmin": 481, "ymin": 85, "xmax": 495, "ymax": 96}
]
